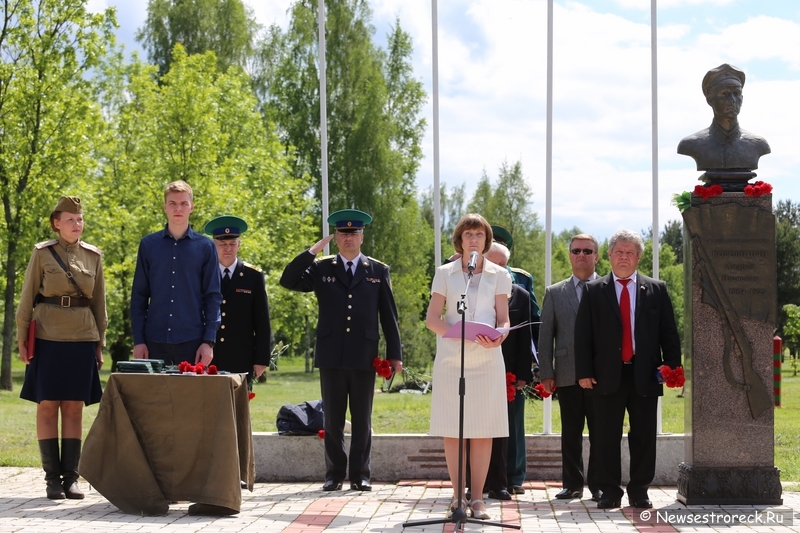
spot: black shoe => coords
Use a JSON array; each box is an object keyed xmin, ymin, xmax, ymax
[
  {"xmin": 597, "ymin": 498, "xmax": 621, "ymax": 509},
  {"xmin": 509, "ymin": 485, "xmax": 525, "ymax": 495},
  {"xmin": 487, "ymin": 489, "xmax": 512, "ymax": 501},
  {"xmin": 350, "ymin": 481, "xmax": 372, "ymax": 491},
  {"xmin": 188, "ymin": 503, "xmax": 238, "ymax": 515},
  {"xmin": 555, "ymin": 488, "xmax": 582, "ymax": 500},
  {"xmin": 465, "ymin": 488, "xmax": 472, "ymax": 501},
  {"xmin": 322, "ymin": 480, "xmax": 343, "ymax": 491},
  {"xmin": 240, "ymin": 480, "xmax": 248, "ymax": 490},
  {"xmin": 631, "ymin": 498, "xmax": 652, "ymax": 508},
  {"xmin": 591, "ymin": 490, "xmax": 602, "ymax": 502}
]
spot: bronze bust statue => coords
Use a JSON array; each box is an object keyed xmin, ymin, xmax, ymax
[{"xmin": 677, "ymin": 64, "xmax": 770, "ymax": 172}]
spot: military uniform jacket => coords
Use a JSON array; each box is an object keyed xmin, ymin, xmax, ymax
[
  {"xmin": 214, "ymin": 259, "xmax": 272, "ymax": 374},
  {"xmin": 280, "ymin": 250, "xmax": 402, "ymax": 370},
  {"xmin": 16, "ymin": 237, "xmax": 107, "ymax": 345},
  {"xmin": 503, "ymin": 284, "xmax": 534, "ymax": 383}
]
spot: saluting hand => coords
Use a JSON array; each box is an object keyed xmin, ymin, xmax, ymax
[{"xmin": 310, "ymin": 234, "xmax": 335, "ymax": 255}]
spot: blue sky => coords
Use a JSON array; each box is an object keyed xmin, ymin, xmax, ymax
[{"xmin": 88, "ymin": 0, "xmax": 800, "ymax": 241}]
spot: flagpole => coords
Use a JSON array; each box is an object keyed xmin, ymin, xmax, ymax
[
  {"xmin": 543, "ymin": 0, "xmax": 554, "ymax": 435},
  {"xmin": 432, "ymin": 0, "xmax": 441, "ymax": 267},
  {"xmin": 318, "ymin": 0, "xmax": 330, "ymax": 255}
]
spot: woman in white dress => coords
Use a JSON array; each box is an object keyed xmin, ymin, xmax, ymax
[{"xmin": 426, "ymin": 213, "xmax": 512, "ymax": 520}]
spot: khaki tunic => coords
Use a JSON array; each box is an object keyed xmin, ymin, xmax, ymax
[{"xmin": 16, "ymin": 237, "xmax": 107, "ymax": 346}]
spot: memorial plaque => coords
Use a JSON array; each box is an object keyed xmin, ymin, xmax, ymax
[{"xmin": 683, "ymin": 203, "xmax": 776, "ymax": 325}]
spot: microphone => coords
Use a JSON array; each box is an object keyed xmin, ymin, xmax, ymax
[{"xmin": 467, "ymin": 251, "xmax": 479, "ymax": 273}]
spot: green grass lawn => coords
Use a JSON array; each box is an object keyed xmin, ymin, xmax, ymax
[{"xmin": 2, "ymin": 356, "xmax": 799, "ymax": 482}]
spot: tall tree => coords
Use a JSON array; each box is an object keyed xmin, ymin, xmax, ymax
[
  {"xmin": 89, "ymin": 45, "xmax": 315, "ymax": 362},
  {"xmin": 254, "ymin": 1, "xmax": 431, "ymax": 368},
  {"xmin": 136, "ymin": 0, "xmax": 258, "ymax": 76},
  {"xmin": 775, "ymin": 200, "xmax": 800, "ymax": 336},
  {"xmin": 661, "ymin": 220, "xmax": 683, "ymax": 264},
  {"xmin": 0, "ymin": 0, "xmax": 117, "ymax": 390}
]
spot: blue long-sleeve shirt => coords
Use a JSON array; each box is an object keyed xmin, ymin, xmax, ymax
[{"xmin": 131, "ymin": 226, "xmax": 222, "ymax": 345}]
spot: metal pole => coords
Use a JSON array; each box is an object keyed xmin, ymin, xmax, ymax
[
  {"xmin": 543, "ymin": 0, "xmax": 554, "ymax": 435},
  {"xmin": 318, "ymin": 0, "xmax": 330, "ymax": 254},
  {"xmin": 432, "ymin": 0, "xmax": 441, "ymax": 267},
  {"xmin": 651, "ymin": 0, "xmax": 663, "ymax": 435}
]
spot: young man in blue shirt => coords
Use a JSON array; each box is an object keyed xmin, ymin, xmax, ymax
[{"xmin": 131, "ymin": 180, "xmax": 221, "ymax": 366}]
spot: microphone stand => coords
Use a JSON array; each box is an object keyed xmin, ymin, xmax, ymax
[{"xmin": 403, "ymin": 264, "xmax": 520, "ymax": 532}]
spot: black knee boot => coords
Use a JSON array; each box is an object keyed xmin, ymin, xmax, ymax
[
  {"xmin": 60, "ymin": 438, "xmax": 85, "ymax": 499},
  {"xmin": 38, "ymin": 439, "xmax": 65, "ymax": 500}
]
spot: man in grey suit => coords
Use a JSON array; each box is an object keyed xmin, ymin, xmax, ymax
[{"xmin": 538, "ymin": 233, "xmax": 601, "ymax": 502}]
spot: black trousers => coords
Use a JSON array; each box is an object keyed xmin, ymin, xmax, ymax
[
  {"xmin": 557, "ymin": 384, "xmax": 599, "ymax": 493},
  {"xmin": 592, "ymin": 364, "xmax": 658, "ymax": 501},
  {"xmin": 484, "ymin": 437, "xmax": 509, "ymax": 491},
  {"xmin": 319, "ymin": 367, "xmax": 375, "ymax": 483},
  {"xmin": 145, "ymin": 339, "xmax": 202, "ymax": 366}
]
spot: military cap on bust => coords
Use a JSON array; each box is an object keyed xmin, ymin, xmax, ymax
[
  {"xmin": 50, "ymin": 196, "xmax": 82, "ymax": 231},
  {"xmin": 328, "ymin": 209, "xmax": 372, "ymax": 233},
  {"xmin": 491, "ymin": 225, "xmax": 513, "ymax": 250},
  {"xmin": 204, "ymin": 215, "xmax": 248, "ymax": 239},
  {"xmin": 702, "ymin": 63, "xmax": 745, "ymax": 97}
]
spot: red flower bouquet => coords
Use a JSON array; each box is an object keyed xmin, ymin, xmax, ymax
[
  {"xmin": 659, "ymin": 366, "xmax": 686, "ymax": 388},
  {"xmin": 318, "ymin": 429, "xmax": 325, "ymax": 439},
  {"xmin": 693, "ymin": 184, "xmax": 723, "ymax": 200},
  {"xmin": 372, "ymin": 357, "xmax": 393, "ymax": 379},
  {"xmin": 248, "ymin": 392, "xmax": 256, "ymax": 401},
  {"xmin": 506, "ymin": 372, "xmax": 517, "ymax": 402},
  {"xmin": 744, "ymin": 181, "xmax": 772, "ymax": 197},
  {"xmin": 207, "ymin": 364, "xmax": 218, "ymax": 375},
  {"xmin": 534, "ymin": 383, "xmax": 552, "ymax": 399}
]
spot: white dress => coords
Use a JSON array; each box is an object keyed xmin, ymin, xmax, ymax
[{"xmin": 429, "ymin": 259, "xmax": 512, "ymax": 438}]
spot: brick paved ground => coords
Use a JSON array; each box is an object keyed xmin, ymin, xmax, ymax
[{"xmin": 1, "ymin": 468, "xmax": 798, "ymax": 532}]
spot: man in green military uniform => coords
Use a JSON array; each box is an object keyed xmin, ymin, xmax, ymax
[
  {"xmin": 204, "ymin": 216, "xmax": 271, "ymax": 387},
  {"xmin": 280, "ymin": 209, "xmax": 402, "ymax": 492}
]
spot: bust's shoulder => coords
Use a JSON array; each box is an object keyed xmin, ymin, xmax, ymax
[{"xmin": 677, "ymin": 127, "xmax": 712, "ymax": 152}]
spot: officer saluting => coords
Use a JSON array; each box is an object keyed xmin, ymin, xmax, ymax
[
  {"xmin": 204, "ymin": 216, "xmax": 271, "ymax": 387},
  {"xmin": 280, "ymin": 209, "xmax": 402, "ymax": 492}
]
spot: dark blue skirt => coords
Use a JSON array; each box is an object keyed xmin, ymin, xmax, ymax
[{"xmin": 20, "ymin": 339, "xmax": 103, "ymax": 405}]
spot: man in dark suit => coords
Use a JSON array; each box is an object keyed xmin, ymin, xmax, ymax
[
  {"xmin": 482, "ymin": 242, "xmax": 534, "ymax": 501},
  {"xmin": 575, "ymin": 229, "xmax": 681, "ymax": 510},
  {"xmin": 204, "ymin": 216, "xmax": 271, "ymax": 387},
  {"xmin": 539, "ymin": 233, "xmax": 601, "ymax": 502},
  {"xmin": 280, "ymin": 209, "xmax": 402, "ymax": 492}
]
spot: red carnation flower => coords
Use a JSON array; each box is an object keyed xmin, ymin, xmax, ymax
[
  {"xmin": 534, "ymin": 383, "xmax": 552, "ymax": 399},
  {"xmin": 506, "ymin": 384, "xmax": 516, "ymax": 402},
  {"xmin": 372, "ymin": 357, "xmax": 393, "ymax": 379},
  {"xmin": 207, "ymin": 365, "xmax": 218, "ymax": 375},
  {"xmin": 178, "ymin": 361, "xmax": 189, "ymax": 373},
  {"xmin": 195, "ymin": 362, "xmax": 205, "ymax": 374},
  {"xmin": 506, "ymin": 372, "xmax": 517, "ymax": 385},
  {"xmin": 744, "ymin": 180, "xmax": 773, "ymax": 197},
  {"xmin": 318, "ymin": 429, "xmax": 325, "ymax": 439},
  {"xmin": 694, "ymin": 184, "xmax": 723, "ymax": 200},
  {"xmin": 659, "ymin": 366, "xmax": 686, "ymax": 388},
  {"xmin": 248, "ymin": 392, "xmax": 256, "ymax": 401}
]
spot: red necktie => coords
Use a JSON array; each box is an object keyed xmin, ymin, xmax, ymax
[{"xmin": 618, "ymin": 278, "xmax": 633, "ymax": 362}]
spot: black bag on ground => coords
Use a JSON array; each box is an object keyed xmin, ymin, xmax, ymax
[{"xmin": 276, "ymin": 399, "xmax": 325, "ymax": 435}]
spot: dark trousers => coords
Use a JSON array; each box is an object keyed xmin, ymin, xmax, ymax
[
  {"xmin": 592, "ymin": 364, "xmax": 658, "ymax": 501},
  {"xmin": 145, "ymin": 339, "xmax": 202, "ymax": 366},
  {"xmin": 485, "ymin": 437, "xmax": 508, "ymax": 491},
  {"xmin": 506, "ymin": 388, "xmax": 527, "ymax": 486},
  {"xmin": 319, "ymin": 367, "xmax": 375, "ymax": 483},
  {"xmin": 557, "ymin": 384, "xmax": 598, "ymax": 493}
]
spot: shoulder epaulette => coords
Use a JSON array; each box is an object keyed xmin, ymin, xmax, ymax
[
  {"xmin": 79, "ymin": 241, "xmax": 102, "ymax": 255},
  {"xmin": 34, "ymin": 239, "xmax": 58, "ymax": 250},
  {"xmin": 510, "ymin": 266, "xmax": 532, "ymax": 279},
  {"xmin": 315, "ymin": 254, "xmax": 335, "ymax": 262},
  {"xmin": 367, "ymin": 256, "xmax": 387, "ymax": 266},
  {"xmin": 242, "ymin": 261, "xmax": 262, "ymax": 272}
]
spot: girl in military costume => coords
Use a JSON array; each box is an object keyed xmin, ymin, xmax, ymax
[{"xmin": 17, "ymin": 196, "xmax": 107, "ymax": 500}]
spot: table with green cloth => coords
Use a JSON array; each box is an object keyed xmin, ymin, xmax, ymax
[{"xmin": 79, "ymin": 373, "xmax": 255, "ymax": 516}]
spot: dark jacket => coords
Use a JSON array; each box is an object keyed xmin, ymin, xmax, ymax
[
  {"xmin": 574, "ymin": 272, "xmax": 681, "ymax": 397},
  {"xmin": 280, "ymin": 250, "xmax": 402, "ymax": 370},
  {"xmin": 214, "ymin": 259, "xmax": 271, "ymax": 375},
  {"xmin": 502, "ymin": 285, "xmax": 534, "ymax": 383}
]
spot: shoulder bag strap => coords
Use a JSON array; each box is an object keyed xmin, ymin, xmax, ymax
[{"xmin": 47, "ymin": 246, "xmax": 87, "ymax": 298}]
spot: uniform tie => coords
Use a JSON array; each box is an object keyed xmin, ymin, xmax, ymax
[
  {"xmin": 222, "ymin": 267, "xmax": 231, "ymax": 292},
  {"xmin": 576, "ymin": 279, "xmax": 587, "ymax": 303},
  {"xmin": 617, "ymin": 278, "xmax": 633, "ymax": 362},
  {"xmin": 346, "ymin": 261, "xmax": 354, "ymax": 283}
]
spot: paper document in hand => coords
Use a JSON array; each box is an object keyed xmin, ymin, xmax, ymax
[{"xmin": 442, "ymin": 321, "xmax": 531, "ymax": 342}]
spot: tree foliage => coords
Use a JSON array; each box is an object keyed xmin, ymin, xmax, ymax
[
  {"xmin": 775, "ymin": 200, "xmax": 800, "ymax": 337},
  {"xmin": 136, "ymin": 0, "xmax": 258, "ymax": 76},
  {"xmin": 0, "ymin": 0, "xmax": 117, "ymax": 390}
]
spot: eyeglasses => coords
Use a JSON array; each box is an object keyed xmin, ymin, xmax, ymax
[{"xmin": 570, "ymin": 248, "xmax": 595, "ymax": 255}]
